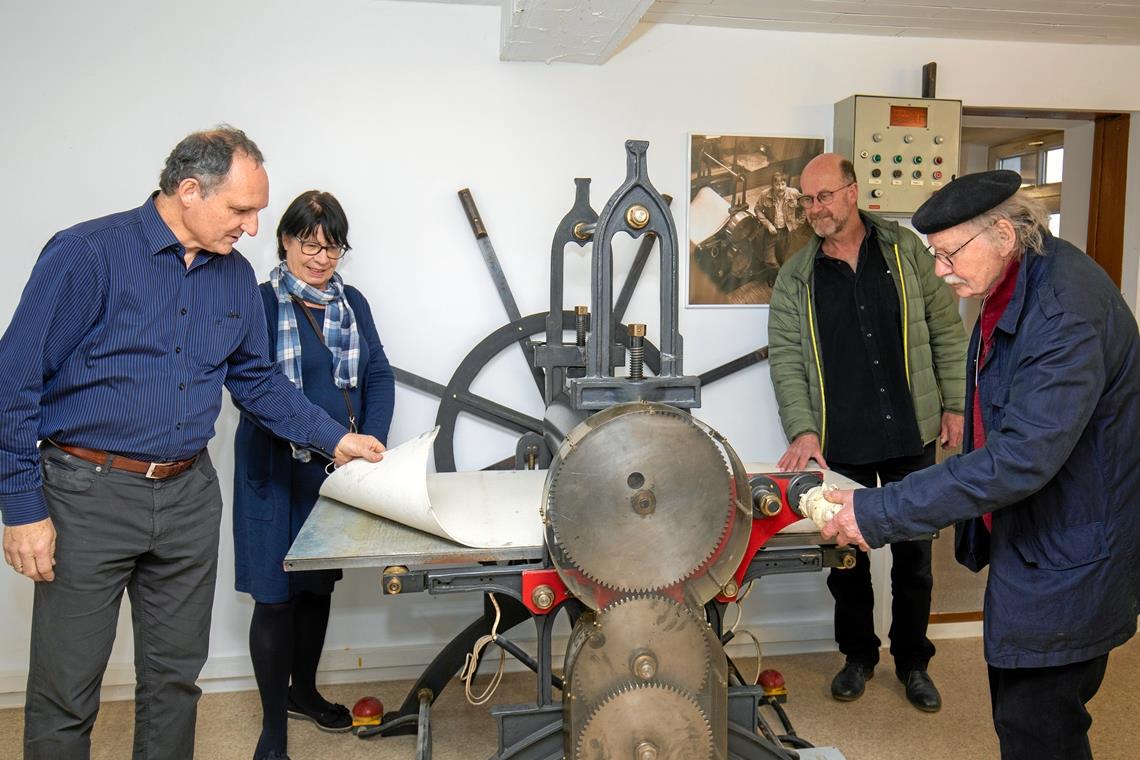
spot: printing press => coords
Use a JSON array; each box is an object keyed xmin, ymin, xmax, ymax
[{"xmin": 285, "ymin": 141, "xmax": 854, "ymax": 760}]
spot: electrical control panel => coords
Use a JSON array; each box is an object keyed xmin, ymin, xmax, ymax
[{"xmin": 834, "ymin": 95, "xmax": 962, "ymax": 215}]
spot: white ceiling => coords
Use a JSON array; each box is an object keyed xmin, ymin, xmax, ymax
[
  {"xmin": 410, "ymin": 0, "xmax": 1140, "ymax": 63},
  {"xmin": 644, "ymin": 0, "xmax": 1140, "ymax": 44}
]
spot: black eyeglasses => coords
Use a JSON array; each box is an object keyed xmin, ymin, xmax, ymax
[
  {"xmin": 926, "ymin": 224, "xmax": 992, "ymax": 268},
  {"xmin": 298, "ymin": 239, "xmax": 348, "ymax": 260},
  {"xmin": 797, "ymin": 181, "xmax": 854, "ymax": 209}
]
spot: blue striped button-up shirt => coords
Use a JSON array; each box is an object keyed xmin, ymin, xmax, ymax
[{"xmin": 0, "ymin": 196, "xmax": 346, "ymax": 526}]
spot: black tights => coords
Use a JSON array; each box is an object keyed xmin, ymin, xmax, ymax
[{"xmin": 249, "ymin": 592, "xmax": 334, "ymax": 758}]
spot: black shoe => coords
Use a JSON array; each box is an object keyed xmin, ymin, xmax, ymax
[
  {"xmin": 899, "ymin": 670, "xmax": 942, "ymax": 712},
  {"xmin": 255, "ymin": 751, "xmax": 290, "ymax": 760},
  {"xmin": 286, "ymin": 692, "xmax": 353, "ymax": 733},
  {"xmin": 830, "ymin": 662, "xmax": 874, "ymax": 701}
]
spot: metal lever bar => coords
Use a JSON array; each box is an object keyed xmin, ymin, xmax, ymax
[
  {"xmin": 458, "ymin": 188, "xmax": 545, "ymax": 396},
  {"xmin": 698, "ymin": 346, "xmax": 769, "ymax": 386},
  {"xmin": 394, "ymin": 367, "xmax": 543, "ymax": 436}
]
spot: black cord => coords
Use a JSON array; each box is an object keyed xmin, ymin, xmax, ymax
[
  {"xmin": 765, "ymin": 697, "xmax": 798, "ymax": 737},
  {"xmin": 755, "ymin": 709, "xmax": 782, "ymax": 746},
  {"xmin": 778, "ymin": 734, "xmax": 814, "ymax": 749},
  {"xmin": 720, "ymin": 630, "xmax": 755, "ymax": 687}
]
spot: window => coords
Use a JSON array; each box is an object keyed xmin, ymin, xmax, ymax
[
  {"xmin": 1043, "ymin": 147, "xmax": 1064, "ymax": 184},
  {"xmin": 997, "ymin": 153, "xmax": 1037, "ymax": 185},
  {"xmin": 989, "ymin": 131, "xmax": 1063, "ymax": 231}
]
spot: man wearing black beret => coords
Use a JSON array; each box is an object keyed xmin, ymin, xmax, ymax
[{"xmin": 822, "ymin": 169, "xmax": 1140, "ymax": 760}]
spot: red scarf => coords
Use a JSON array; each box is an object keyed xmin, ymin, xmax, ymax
[{"xmin": 974, "ymin": 257, "xmax": 1020, "ymax": 531}]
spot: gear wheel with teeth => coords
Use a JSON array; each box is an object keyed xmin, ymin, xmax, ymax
[
  {"xmin": 544, "ymin": 402, "xmax": 744, "ymax": 598},
  {"xmin": 566, "ymin": 594, "xmax": 716, "ymax": 708},
  {"xmin": 573, "ymin": 681, "xmax": 714, "ymax": 760}
]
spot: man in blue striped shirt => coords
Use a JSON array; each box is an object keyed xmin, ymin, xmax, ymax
[{"xmin": 0, "ymin": 126, "xmax": 386, "ymax": 759}]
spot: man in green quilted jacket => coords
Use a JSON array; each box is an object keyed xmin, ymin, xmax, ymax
[{"xmin": 768, "ymin": 152, "xmax": 967, "ymax": 712}]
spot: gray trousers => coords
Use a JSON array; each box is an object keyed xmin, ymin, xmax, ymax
[{"xmin": 24, "ymin": 444, "xmax": 223, "ymax": 760}]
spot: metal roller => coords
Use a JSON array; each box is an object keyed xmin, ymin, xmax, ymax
[{"xmin": 543, "ymin": 401, "xmax": 752, "ymax": 605}]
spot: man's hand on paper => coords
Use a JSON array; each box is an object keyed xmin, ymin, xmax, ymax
[{"xmin": 333, "ymin": 433, "xmax": 386, "ymax": 467}]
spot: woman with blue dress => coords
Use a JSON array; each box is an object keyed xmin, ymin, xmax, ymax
[{"xmin": 232, "ymin": 190, "xmax": 395, "ymax": 760}]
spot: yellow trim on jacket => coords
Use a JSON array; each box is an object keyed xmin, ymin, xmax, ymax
[
  {"xmin": 804, "ymin": 241, "xmax": 912, "ymax": 453},
  {"xmin": 805, "ymin": 279, "xmax": 827, "ymax": 452},
  {"xmin": 893, "ymin": 242, "xmax": 911, "ymax": 388}
]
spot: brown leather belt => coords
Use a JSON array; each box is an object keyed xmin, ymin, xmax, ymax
[{"xmin": 51, "ymin": 443, "xmax": 199, "ymax": 480}]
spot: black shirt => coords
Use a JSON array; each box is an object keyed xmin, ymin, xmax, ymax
[{"xmin": 812, "ymin": 225, "xmax": 923, "ymax": 465}]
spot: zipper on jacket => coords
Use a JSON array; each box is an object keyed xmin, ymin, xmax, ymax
[
  {"xmin": 893, "ymin": 242, "xmax": 912, "ymax": 389},
  {"xmin": 806, "ymin": 278, "xmax": 828, "ymax": 453}
]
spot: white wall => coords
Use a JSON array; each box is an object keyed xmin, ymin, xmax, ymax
[
  {"xmin": 3, "ymin": 0, "xmax": 1140, "ymax": 706},
  {"xmin": 1060, "ymin": 122, "xmax": 1096, "ymax": 252},
  {"xmin": 961, "ymin": 142, "xmax": 991, "ymax": 174}
]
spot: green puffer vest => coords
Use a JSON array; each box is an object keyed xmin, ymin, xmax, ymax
[{"xmin": 767, "ymin": 211, "xmax": 967, "ymax": 454}]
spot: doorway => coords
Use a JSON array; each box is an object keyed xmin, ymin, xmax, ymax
[{"xmin": 927, "ymin": 107, "xmax": 1129, "ymax": 624}]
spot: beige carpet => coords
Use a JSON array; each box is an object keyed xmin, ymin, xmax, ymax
[{"xmin": 2, "ymin": 636, "xmax": 1138, "ymax": 759}]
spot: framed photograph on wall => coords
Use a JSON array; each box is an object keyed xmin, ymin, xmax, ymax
[{"xmin": 688, "ymin": 134, "xmax": 825, "ymax": 306}]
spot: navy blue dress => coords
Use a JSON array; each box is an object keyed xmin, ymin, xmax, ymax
[{"xmin": 232, "ymin": 283, "xmax": 394, "ymax": 603}]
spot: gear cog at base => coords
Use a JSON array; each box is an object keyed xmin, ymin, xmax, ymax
[
  {"xmin": 574, "ymin": 681, "xmax": 714, "ymax": 760},
  {"xmin": 568, "ymin": 594, "xmax": 714, "ymax": 708}
]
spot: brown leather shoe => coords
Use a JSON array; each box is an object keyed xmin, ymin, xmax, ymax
[
  {"xmin": 830, "ymin": 662, "xmax": 874, "ymax": 701},
  {"xmin": 899, "ymin": 670, "xmax": 942, "ymax": 712}
]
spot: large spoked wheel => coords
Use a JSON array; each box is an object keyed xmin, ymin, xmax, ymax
[{"xmin": 429, "ymin": 310, "xmax": 661, "ymax": 472}]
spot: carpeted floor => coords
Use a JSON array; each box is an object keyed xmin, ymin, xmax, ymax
[{"xmin": 2, "ymin": 636, "xmax": 1138, "ymax": 759}]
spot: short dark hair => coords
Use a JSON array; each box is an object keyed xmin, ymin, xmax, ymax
[
  {"xmin": 276, "ymin": 191, "xmax": 352, "ymax": 261},
  {"xmin": 771, "ymin": 171, "xmax": 788, "ymax": 184},
  {"xmin": 158, "ymin": 125, "xmax": 264, "ymax": 196},
  {"xmin": 838, "ymin": 159, "xmax": 857, "ymax": 185}
]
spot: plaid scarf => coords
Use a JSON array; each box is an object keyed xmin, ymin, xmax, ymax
[{"xmin": 270, "ymin": 261, "xmax": 360, "ymax": 392}]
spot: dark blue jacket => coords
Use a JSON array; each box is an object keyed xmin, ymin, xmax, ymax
[
  {"xmin": 855, "ymin": 235, "xmax": 1140, "ymax": 668},
  {"xmin": 232, "ymin": 282, "xmax": 394, "ymax": 602}
]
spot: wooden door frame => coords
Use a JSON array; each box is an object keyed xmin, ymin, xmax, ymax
[{"xmin": 1087, "ymin": 113, "xmax": 1130, "ymax": 287}]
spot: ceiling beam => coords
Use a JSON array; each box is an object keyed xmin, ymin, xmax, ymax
[{"xmin": 500, "ymin": 0, "xmax": 655, "ymax": 64}]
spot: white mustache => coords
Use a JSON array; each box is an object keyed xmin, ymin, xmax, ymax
[{"xmin": 943, "ymin": 275, "xmax": 967, "ymax": 286}]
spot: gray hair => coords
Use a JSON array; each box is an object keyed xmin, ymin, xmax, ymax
[
  {"xmin": 973, "ymin": 191, "xmax": 1051, "ymax": 256},
  {"xmin": 158, "ymin": 125, "xmax": 264, "ymax": 196}
]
